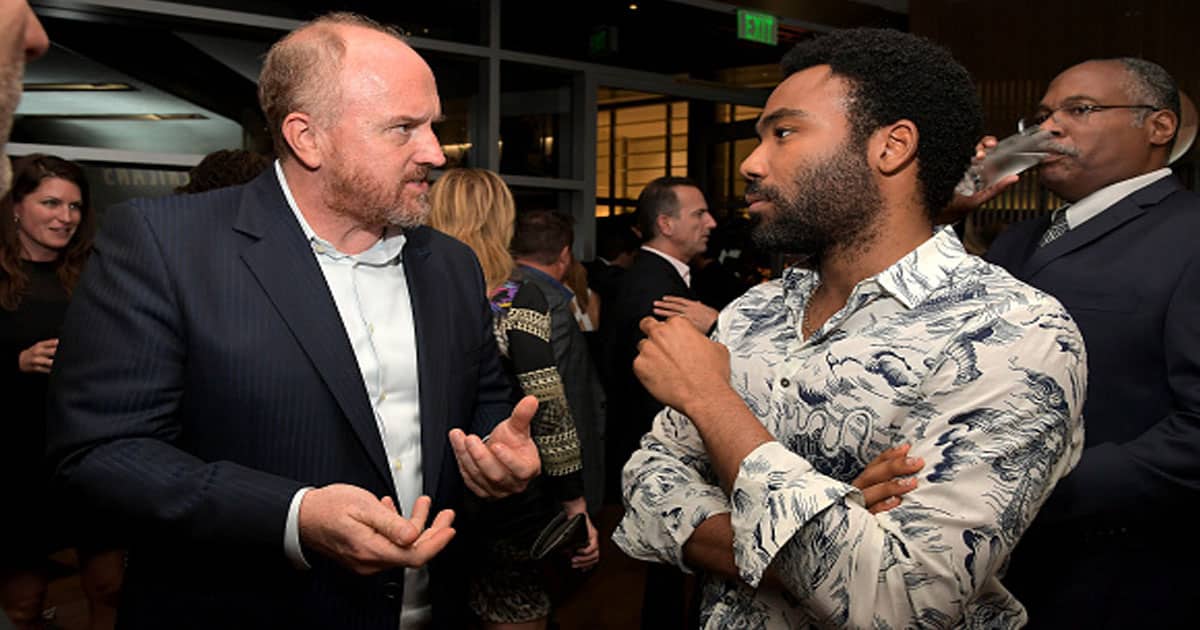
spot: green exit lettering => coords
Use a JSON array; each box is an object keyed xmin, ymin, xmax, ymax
[{"xmin": 737, "ymin": 9, "xmax": 777, "ymax": 46}]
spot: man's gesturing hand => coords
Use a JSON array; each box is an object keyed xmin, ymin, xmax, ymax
[
  {"xmin": 298, "ymin": 485, "xmax": 455, "ymax": 575},
  {"xmin": 449, "ymin": 395, "xmax": 542, "ymax": 498}
]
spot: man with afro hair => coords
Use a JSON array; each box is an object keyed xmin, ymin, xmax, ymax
[{"xmin": 614, "ymin": 28, "xmax": 1086, "ymax": 628}]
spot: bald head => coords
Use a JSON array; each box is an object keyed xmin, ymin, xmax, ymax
[{"xmin": 258, "ymin": 12, "xmax": 418, "ymax": 160}]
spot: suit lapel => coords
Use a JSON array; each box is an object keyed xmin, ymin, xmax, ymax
[
  {"xmin": 641, "ymin": 250, "xmax": 693, "ymax": 298},
  {"xmin": 400, "ymin": 227, "xmax": 447, "ymax": 498},
  {"xmin": 234, "ymin": 172, "xmax": 393, "ymax": 491},
  {"xmin": 1021, "ymin": 176, "xmax": 1180, "ymax": 278}
]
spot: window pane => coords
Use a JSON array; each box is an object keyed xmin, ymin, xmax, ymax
[
  {"xmin": 500, "ymin": 62, "xmax": 575, "ymax": 177},
  {"xmin": 426, "ymin": 55, "xmax": 479, "ymax": 169}
]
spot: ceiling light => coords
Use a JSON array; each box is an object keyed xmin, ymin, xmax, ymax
[
  {"xmin": 16, "ymin": 113, "xmax": 208, "ymax": 121},
  {"xmin": 24, "ymin": 82, "xmax": 135, "ymax": 92}
]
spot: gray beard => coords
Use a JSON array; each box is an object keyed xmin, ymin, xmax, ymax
[
  {"xmin": 321, "ymin": 167, "xmax": 430, "ymax": 231},
  {"xmin": 0, "ymin": 59, "xmax": 23, "ymax": 195},
  {"xmin": 0, "ymin": 153, "xmax": 11, "ymax": 196}
]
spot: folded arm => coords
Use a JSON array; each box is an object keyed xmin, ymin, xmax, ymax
[{"xmin": 620, "ymin": 305, "xmax": 1086, "ymax": 625}]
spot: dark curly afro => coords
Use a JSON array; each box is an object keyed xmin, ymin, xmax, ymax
[{"xmin": 782, "ymin": 28, "xmax": 982, "ymax": 217}]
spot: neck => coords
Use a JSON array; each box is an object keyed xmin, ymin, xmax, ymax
[
  {"xmin": 281, "ymin": 160, "xmax": 384, "ymax": 255},
  {"xmin": 18, "ymin": 236, "xmax": 59, "ymax": 263},
  {"xmin": 645, "ymin": 237, "xmax": 688, "ymax": 264},
  {"xmin": 816, "ymin": 206, "xmax": 931, "ymax": 302},
  {"xmin": 517, "ymin": 258, "xmax": 562, "ymax": 282}
]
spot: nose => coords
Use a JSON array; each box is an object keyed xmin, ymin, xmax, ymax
[
  {"xmin": 1039, "ymin": 110, "xmax": 1066, "ymax": 136},
  {"xmin": 703, "ymin": 212, "xmax": 716, "ymax": 229},
  {"xmin": 24, "ymin": 5, "xmax": 49, "ymax": 61},
  {"xmin": 739, "ymin": 141, "xmax": 766, "ymax": 183},
  {"xmin": 417, "ymin": 128, "xmax": 446, "ymax": 169}
]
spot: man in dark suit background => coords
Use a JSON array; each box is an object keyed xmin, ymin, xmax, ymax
[
  {"xmin": 602, "ymin": 176, "xmax": 715, "ymax": 629},
  {"xmin": 978, "ymin": 58, "xmax": 1200, "ymax": 628},
  {"xmin": 45, "ymin": 13, "xmax": 539, "ymax": 629},
  {"xmin": 584, "ymin": 220, "xmax": 639, "ymax": 308}
]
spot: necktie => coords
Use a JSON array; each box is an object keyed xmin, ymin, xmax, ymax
[{"xmin": 1038, "ymin": 209, "xmax": 1070, "ymax": 247}]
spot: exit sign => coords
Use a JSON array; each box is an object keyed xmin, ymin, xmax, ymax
[{"xmin": 737, "ymin": 9, "xmax": 777, "ymax": 46}]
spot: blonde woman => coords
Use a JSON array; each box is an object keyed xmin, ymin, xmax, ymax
[{"xmin": 428, "ymin": 168, "xmax": 598, "ymax": 630}]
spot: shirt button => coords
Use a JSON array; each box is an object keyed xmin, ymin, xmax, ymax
[
  {"xmin": 380, "ymin": 392, "xmax": 388, "ymax": 402},
  {"xmin": 780, "ymin": 378, "xmax": 791, "ymax": 388}
]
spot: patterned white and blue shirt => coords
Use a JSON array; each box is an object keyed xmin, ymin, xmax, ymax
[{"xmin": 614, "ymin": 227, "xmax": 1087, "ymax": 629}]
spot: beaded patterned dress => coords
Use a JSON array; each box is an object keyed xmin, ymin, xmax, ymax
[{"xmin": 468, "ymin": 270, "xmax": 584, "ymax": 623}]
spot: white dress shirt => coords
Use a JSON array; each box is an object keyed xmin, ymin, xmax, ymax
[
  {"xmin": 1062, "ymin": 167, "xmax": 1171, "ymax": 229},
  {"xmin": 640, "ymin": 244, "xmax": 691, "ymax": 287},
  {"xmin": 274, "ymin": 162, "xmax": 429, "ymax": 628}
]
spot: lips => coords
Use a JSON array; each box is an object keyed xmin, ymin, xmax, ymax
[
  {"xmin": 1038, "ymin": 153, "xmax": 1071, "ymax": 169},
  {"xmin": 745, "ymin": 195, "xmax": 772, "ymax": 212}
]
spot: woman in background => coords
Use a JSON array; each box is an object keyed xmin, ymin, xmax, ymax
[
  {"xmin": 0, "ymin": 154, "xmax": 123, "ymax": 630},
  {"xmin": 563, "ymin": 257, "xmax": 600, "ymax": 333},
  {"xmin": 429, "ymin": 168, "xmax": 598, "ymax": 630}
]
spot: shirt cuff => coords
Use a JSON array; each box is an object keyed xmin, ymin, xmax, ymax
[
  {"xmin": 729, "ymin": 441, "xmax": 857, "ymax": 587},
  {"xmin": 614, "ymin": 487, "xmax": 731, "ymax": 574},
  {"xmin": 285, "ymin": 486, "xmax": 314, "ymax": 570}
]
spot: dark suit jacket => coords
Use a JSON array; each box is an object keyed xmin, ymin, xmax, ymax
[
  {"xmin": 519, "ymin": 266, "xmax": 606, "ymax": 512},
  {"xmin": 601, "ymin": 250, "xmax": 694, "ymax": 498},
  {"xmin": 584, "ymin": 258, "xmax": 624, "ymax": 308},
  {"xmin": 46, "ymin": 171, "xmax": 512, "ymax": 629},
  {"xmin": 986, "ymin": 175, "xmax": 1200, "ymax": 628}
]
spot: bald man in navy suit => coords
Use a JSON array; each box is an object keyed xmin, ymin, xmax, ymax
[{"xmin": 47, "ymin": 13, "xmax": 539, "ymax": 629}]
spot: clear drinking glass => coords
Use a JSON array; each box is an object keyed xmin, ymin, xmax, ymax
[{"xmin": 955, "ymin": 127, "xmax": 1055, "ymax": 196}]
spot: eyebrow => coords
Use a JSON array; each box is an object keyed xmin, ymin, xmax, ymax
[
  {"xmin": 1038, "ymin": 95, "xmax": 1099, "ymax": 108},
  {"xmin": 755, "ymin": 107, "xmax": 809, "ymax": 136},
  {"xmin": 383, "ymin": 112, "xmax": 445, "ymax": 127}
]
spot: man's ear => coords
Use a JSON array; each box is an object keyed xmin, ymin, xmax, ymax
[
  {"xmin": 282, "ymin": 112, "xmax": 323, "ymax": 170},
  {"xmin": 871, "ymin": 119, "xmax": 919, "ymax": 175},
  {"xmin": 557, "ymin": 244, "xmax": 572, "ymax": 266},
  {"xmin": 656, "ymin": 213, "xmax": 674, "ymax": 238},
  {"xmin": 1146, "ymin": 109, "xmax": 1179, "ymax": 149}
]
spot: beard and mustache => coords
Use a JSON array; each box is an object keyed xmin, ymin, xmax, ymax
[
  {"xmin": 320, "ymin": 154, "xmax": 432, "ymax": 231},
  {"xmin": 0, "ymin": 51, "xmax": 24, "ymax": 195},
  {"xmin": 748, "ymin": 136, "xmax": 883, "ymax": 263}
]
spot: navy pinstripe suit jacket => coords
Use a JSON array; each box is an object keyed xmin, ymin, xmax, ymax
[{"xmin": 47, "ymin": 170, "xmax": 512, "ymax": 629}]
